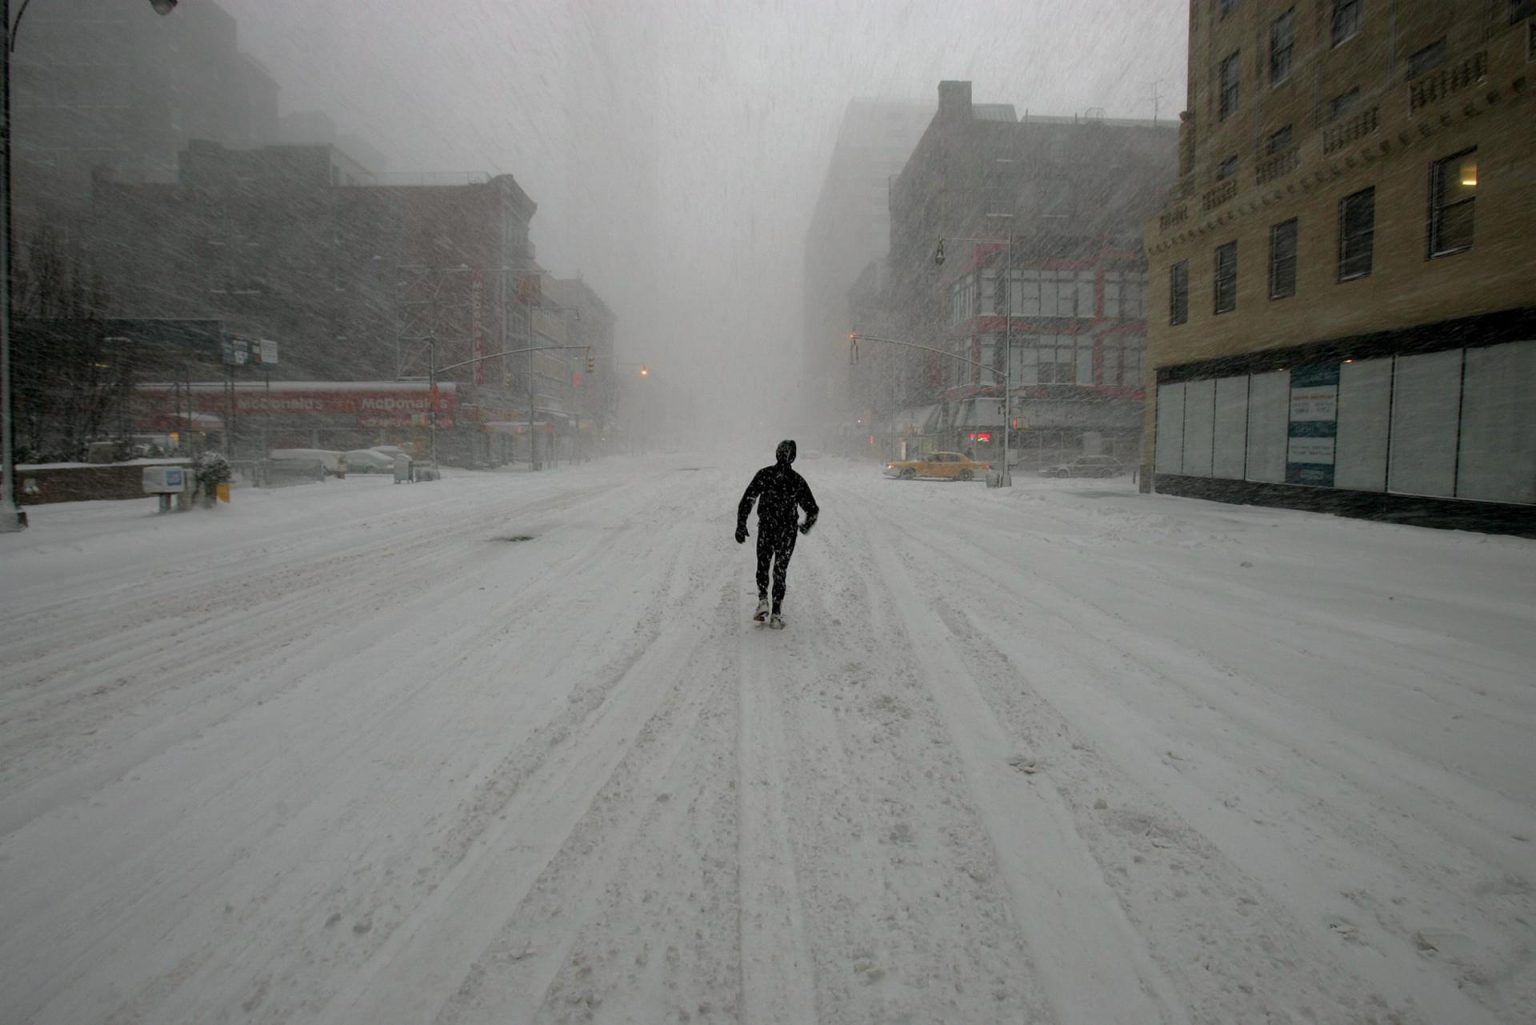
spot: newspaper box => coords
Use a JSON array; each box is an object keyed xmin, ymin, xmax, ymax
[
  {"xmin": 393, "ymin": 454, "xmax": 412, "ymax": 483},
  {"xmin": 142, "ymin": 466, "xmax": 190, "ymax": 512}
]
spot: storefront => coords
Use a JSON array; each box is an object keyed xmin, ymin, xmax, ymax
[{"xmin": 1152, "ymin": 312, "xmax": 1536, "ymax": 536}]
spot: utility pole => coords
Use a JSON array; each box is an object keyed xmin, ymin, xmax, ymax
[{"xmin": 427, "ymin": 336, "xmax": 437, "ymax": 471}]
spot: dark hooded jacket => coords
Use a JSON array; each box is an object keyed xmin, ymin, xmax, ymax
[{"xmin": 737, "ymin": 440, "xmax": 818, "ymax": 537}]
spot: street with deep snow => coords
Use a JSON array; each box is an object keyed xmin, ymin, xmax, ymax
[{"xmin": 2, "ymin": 454, "xmax": 1533, "ymax": 1024}]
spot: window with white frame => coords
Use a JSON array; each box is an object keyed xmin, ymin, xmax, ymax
[
  {"xmin": 1040, "ymin": 272, "xmax": 1073, "ymax": 317},
  {"xmin": 1101, "ymin": 335, "xmax": 1146, "ymax": 386},
  {"xmin": 1011, "ymin": 269, "xmax": 1040, "ymax": 316},
  {"xmin": 1103, "ymin": 271, "xmax": 1147, "ymax": 319},
  {"xmin": 1024, "ymin": 335, "xmax": 1087, "ymax": 384}
]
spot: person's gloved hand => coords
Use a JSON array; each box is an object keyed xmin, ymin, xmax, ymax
[
  {"xmin": 734, "ymin": 526, "xmax": 748, "ymax": 544},
  {"xmin": 798, "ymin": 523, "xmax": 812, "ymax": 536}
]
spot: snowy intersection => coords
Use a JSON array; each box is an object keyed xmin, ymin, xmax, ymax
[{"xmin": 1, "ymin": 456, "xmax": 1533, "ymax": 1025}]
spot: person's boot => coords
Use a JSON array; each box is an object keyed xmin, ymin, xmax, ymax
[
  {"xmin": 753, "ymin": 597, "xmax": 770, "ymax": 622},
  {"xmin": 768, "ymin": 610, "xmax": 785, "ymax": 630}
]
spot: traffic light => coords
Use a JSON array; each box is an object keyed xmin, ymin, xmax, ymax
[{"xmin": 586, "ymin": 352, "xmax": 595, "ymax": 373}]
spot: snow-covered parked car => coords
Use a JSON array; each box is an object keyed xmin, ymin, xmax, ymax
[
  {"xmin": 1039, "ymin": 455, "xmax": 1127, "ymax": 478},
  {"xmin": 269, "ymin": 448, "xmax": 347, "ymax": 476},
  {"xmin": 342, "ymin": 449, "xmax": 398, "ymax": 473}
]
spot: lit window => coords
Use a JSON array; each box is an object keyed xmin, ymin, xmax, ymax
[{"xmin": 1428, "ymin": 148, "xmax": 1476, "ymax": 257}]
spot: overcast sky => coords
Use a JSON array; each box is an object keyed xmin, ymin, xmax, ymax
[{"xmin": 218, "ymin": 0, "xmax": 1188, "ymax": 437}]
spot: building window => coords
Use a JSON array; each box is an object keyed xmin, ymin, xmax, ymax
[
  {"xmin": 1104, "ymin": 271, "xmax": 1147, "ymax": 319},
  {"xmin": 1217, "ymin": 154, "xmax": 1239, "ymax": 180},
  {"xmin": 1332, "ymin": 0, "xmax": 1362, "ymax": 46},
  {"xmin": 1220, "ymin": 0, "xmax": 1241, "ymax": 16},
  {"xmin": 1270, "ymin": 9, "xmax": 1296, "ymax": 84},
  {"xmin": 1266, "ymin": 125, "xmax": 1293, "ymax": 154},
  {"xmin": 1219, "ymin": 52, "xmax": 1242, "ymax": 120},
  {"xmin": 1214, "ymin": 241, "xmax": 1238, "ymax": 314},
  {"xmin": 1429, "ymin": 148, "xmax": 1476, "ymax": 257},
  {"xmin": 1329, "ymin": 87, "xmax": 1361, "ymax": 120},
  {"xmin": 1512, "ymin": 0, "xmax": 1535, "ymax": 24},
  {"xmin": 1338, "ymin": 186, "xmax": 1375, "ymax": 280},
  {"xmin": 1269, "ymin": 218, "xmax": 1298, "ymax": 298},
  {"xmin": 1407, "ymin": 38, "xmax": 1447, "ymax": 80},
  {"xmin": 1170, "ymin": 260, "xmax": 1189, "ymax": 325},
  {"xmin": 1100, "ymin": 335, "xmax": 1146, "ymax": 386}
]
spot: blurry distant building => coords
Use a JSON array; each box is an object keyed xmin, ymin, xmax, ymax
[
  {"xmin": 887, "ymin": 81, "xmax": 1176, "ymax": 469},
  {"xmin": 543, "ymin": 276, "xmax": 619, "ymax": 448},
  {"xmin": 84, "ymin": 140, "xmax": 568, "ymax": 466},
  {"xmin": 1144, "ymin": 0, "xmax": 1536, "ymax": 534},
  {"xmin": 278, "ymin": 110, "xmax": 388, "ymax": 176},
  {"xmin": 803, "ymin": 98, "xmax": 932, "ymax": 433},
  {"xmin": 10, "ymin": 0, "xmax": 278, "ymax": 229},
  {"xmin": 560, "ymin": 0, "xmax": 661, "ymax": 369}
]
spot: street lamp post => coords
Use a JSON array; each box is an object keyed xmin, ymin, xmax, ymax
[
  {"xmin": 1, "ymin": 0, "xmax": 178, "ymax": 531},
  {"xmin": 936, "ymin": 227, "xmax": 1014, "ymax": 486}
]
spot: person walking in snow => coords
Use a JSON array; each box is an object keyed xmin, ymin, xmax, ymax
[{"xmin": 735, "ymin": 439, "xmax": 818, "ymax": 630}]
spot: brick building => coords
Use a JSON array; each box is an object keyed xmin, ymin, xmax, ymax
[
  {"xmin": 887, "ymin": 82, "xmax": 1176, "ymax": 468},
  {"xmin": 84, "ymin": 140, "xmax": 560, "ymax": 465}
]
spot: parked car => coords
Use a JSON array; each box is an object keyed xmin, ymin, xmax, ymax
[
  {"xmin": 884, "ymin": 451, "xmax": 992, "ymax": 481},
  {"xmin": 343, "ymin": 449, "xmax": 399, "ymax": 474},
  {"xmin": 1039, "ymin": 454, "xmax": 1127, "ymax": 478},
  {"xmin": 370, "ymin": 445, "xmax": 412, "ymax": 460},
  {"xmin": 268, "ymin": 448, "xmax": 347, "ymax": 476}
]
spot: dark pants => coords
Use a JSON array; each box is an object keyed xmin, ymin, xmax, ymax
[{"xmin": 755, "ymin": 529, "xmax": 797, "ymax": 611}]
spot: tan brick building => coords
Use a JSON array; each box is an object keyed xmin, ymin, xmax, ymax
[{"xmin": 1144, "ymin": 0, "xmax": 1536, "ymax": 534}]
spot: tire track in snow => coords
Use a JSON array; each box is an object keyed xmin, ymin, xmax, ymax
[
  {"xmin": 0, "ymin": 479, "xmax": 633, "ymax": 837},
  {"xmin": 428, "ymin": 582, "xmax": 745, "ymax": 1025},
  {"xmin": 862, "ymin": 486, "xmax": 1523, "ymax": 1025},
  {"xmin": 761, "ymin": 490, "xmax": 1051, "ymax": 1024},
  {"xmin": 736, "ymin": 581, "xmax": 819, "ymax": 1025},
  {"xmin": 1, "ymin": 473, "xmax": 697, "ymax": 1024},
  {"xmin": 863, "ymin": 514, "xmax": 1189, "ymax": 1025},
  {"xmin": 315, "ymin": 495, "xmax": 741, "ymax": 1024}
]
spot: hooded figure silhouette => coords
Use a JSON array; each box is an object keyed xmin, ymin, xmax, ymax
[{"xmin": 735, "ymin": 440, "xmax": 819, "ymax": 626}]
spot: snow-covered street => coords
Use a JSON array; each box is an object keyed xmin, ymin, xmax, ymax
[{"xmin": 2, "ymin": 456, "xmax": 1533, "ymax": 1025}]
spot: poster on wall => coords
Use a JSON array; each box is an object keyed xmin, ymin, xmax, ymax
[{"xmin": 1286, "ymin": 364, "xmax": 1339, "ymax": 486}]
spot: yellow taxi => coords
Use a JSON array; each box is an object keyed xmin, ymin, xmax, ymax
[{"xmin": 883, "ymin": 451, "xmax": 992, "ymax": 481}]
